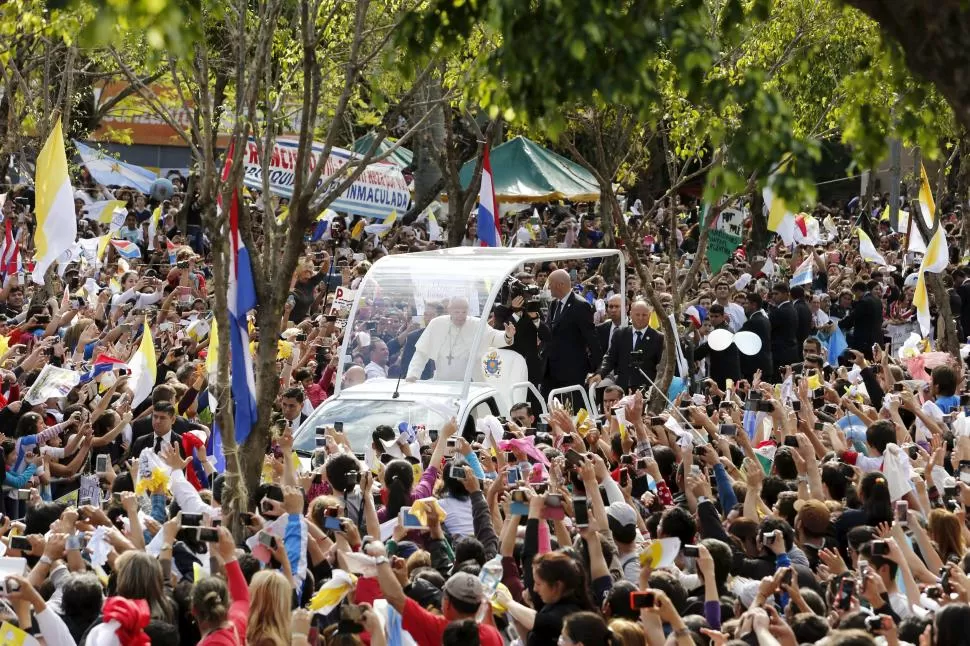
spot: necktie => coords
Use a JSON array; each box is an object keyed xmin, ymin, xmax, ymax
[
  {"xmin": 550, "ymin": 300, "xmax": 560, "ymax": 322},
  {"xmin": 634, "ymin": 330, "xmax": 642, "ymax": 348},
  {"xmin": 608, "ymin": 325, "xmax": 617, "ymax": 351},
  {"xmin": 154, "ymin": 436, "xmax": 163, "ymax": 453}
]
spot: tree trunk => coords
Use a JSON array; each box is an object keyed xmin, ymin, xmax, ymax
[
  {"xmin": 410, "ymin": 74, "xmax": 445, "ymax": 209},
  {"xmin": 927, "ymin": 273, "xmax": 961, "ymax": 355}
]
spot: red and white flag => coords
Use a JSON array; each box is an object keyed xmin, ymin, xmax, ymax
[{"xmin": 0, "ymin": 216, "xmax": 21, "ymax": 277}]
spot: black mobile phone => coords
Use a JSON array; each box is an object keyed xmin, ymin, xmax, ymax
[
  {"xmin": 198, "ymin": 528, "xmax": 219, "ymax": 542},
  {"xmin": 630, "ymin": 591, "xmax": 656, "ymax": 609},
  {"xmin": 839, "ymin": 578, "xmax": 855, "ymax": 610},
  {"xmin": 682, "ymin": 544, "xmax": 700, "ymax": 558},
  {"xmin": 814, "ymin": 421, "xmax": 825, "ymax": 431},
  {"xmin": 620, "ymin": 455, "xmax": 635, "ymax": 466},
  {"xmin": 240, "ymin": 512, "xmax": 255, "ymax": 525},
  {"xmin": 783, "ymin": 436, "xmax": 799, "ymax": 448},
  {"xmin": 176, "ymin": 527, "xmax": 200, "ymax": 542},
  {"xmin": 822, "ymin": 404, "xmax": 837, "ymax": 416},
  {"xmin": 871, "ymin": 540, "xmax": 889, "ymax": 556},
  {"xmin": 182, "ymin": 513, "xmax": 203, "ymax": 527},
  {"xmin": 756, "ymin": 401, "xmax": 775, "ymax": 413},
  {"xmin": 573, "ymin": 497, "xmax": 589, "ymax": 528},
  {"xmin": 718, "ymin": 424, "xmax": 736, "ymax": 436},
  {"xmin": 564, "ymin": 449, "xmax": 585, "ymax": 468},
  {"xmin": 9, "ymin": 536, "xmax": 30, "ymax": 551},
  {"xmin": 894, "ymin": 383, "xmax": 906, "ymax": 393},
  {"xmin": 650, "ymin": 416, "xmax": 664, "ymax": 426},
  {"xmin": 428, "ymin": 429, "xmax": 439, "ymax": 442},
  {"xmin": 334, "ymin": 421, "xmax": 344, "ymax": 433},
  {"xmin": 619, "ymin": 468, "xmax": 629, "ymax": 488}
]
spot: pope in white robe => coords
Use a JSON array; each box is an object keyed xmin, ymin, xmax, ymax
[{"xmin": 407, "ymin": 297, "xmax": 515, "ymax": 382}]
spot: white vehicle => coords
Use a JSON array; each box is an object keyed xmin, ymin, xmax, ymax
[{"xmin": 292, "ymin": 247, "xmax": 624, "ymax": 457}]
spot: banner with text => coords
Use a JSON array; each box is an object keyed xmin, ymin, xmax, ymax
[{"xmin": 242, "ymin": 138, "xmax": 410, "ymax": 220}]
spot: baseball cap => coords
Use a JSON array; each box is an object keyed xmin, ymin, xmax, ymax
[
  {"xmin": 606, "ymin": 501, "xmax": 637, "ymax": 527},
  {"xmin": 793, "ymin": 499, "xmax": 831, "ymax": 536},
  {"xmin": 442, "ymin": 572, "xmax": 484, "ymax": 605}
]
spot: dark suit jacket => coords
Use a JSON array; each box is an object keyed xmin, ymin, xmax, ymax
[
  {"xmin": 130, "ymin": 416, "xmax": 204, "ymax": 455},
  {"xmin": 596, "ymin": 320, "xmax": 619, "ymax": 356},
  {"xmin": 769, "ymin": 302, "xmax": 799, "ymax": 369},
  {"xmin": 130, "ymin": 430, "xmax": 183, "ymax": 459},
  {"xmin": 739, "ymin": 310, "xmax": 773, "ymax": 381},
  {"xmin": 596, "ymin": 326, "xmax": 663, "ymax": 389},
  {"xmin": 694, "ymin": 324, "xmax": 741, "ymax": 388},
  {"xmin": 543, "ymin": 293, "xmax": 601, "ymax": 387},
  {"xmin": 493, "ymin": 306, "xmax": 549, "ymax": 383},
  {"xmin": 793, "ymin": 299, "xmax": 813, "ymax": 349},
  {"xmin": 838, "ymin": 292, "xmax": 883, "ymax": 358}
]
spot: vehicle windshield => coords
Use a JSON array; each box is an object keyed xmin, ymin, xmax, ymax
[{"xmin": 293, "ymin": 397, "xmax": 450, "ymax": 453}]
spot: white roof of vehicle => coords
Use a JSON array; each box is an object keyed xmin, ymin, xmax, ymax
[{"xmin": 336, "ymin": 378, "xmax": 494, "ymax": 402}]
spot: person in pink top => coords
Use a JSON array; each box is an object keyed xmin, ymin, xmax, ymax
[{"xmin": 194, "ymin": 527, "xmax": 250, "ymax": 646}]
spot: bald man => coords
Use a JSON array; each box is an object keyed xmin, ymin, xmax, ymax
[
  {"xmin": 542, "ymin": 269, "xmax": 601, "ymax": 401},
  {"xmin": 597, "ymin": 294, "xmax": 623, "ymax": 354},
  {"xmin": 589, "ymin": 300, "xmax": 663, "ymax": 391}
]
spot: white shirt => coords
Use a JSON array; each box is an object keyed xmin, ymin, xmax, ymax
[
  {"xmin": 365, "ymin": 361, "xmax": 388, "ymax": 380},
  {"xmin": 721, "ymin": 301, "xmax": 747, "ymax": 332},
  {"xmin": 631, "ymin": 326, "xmax": 648, "ymax": 349}
]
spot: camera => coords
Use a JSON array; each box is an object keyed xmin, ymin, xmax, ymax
[
  {"xmin": 0, "ymin": 578, "xmax": 21, "ymax": 596},
  {"xmin": 505, "ymin": 276, "xmax": 540, "ymax": 311}
]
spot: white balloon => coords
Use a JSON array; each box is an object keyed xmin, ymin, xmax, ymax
[
  {"xmin": 707, "ymin": 328, "xmax": 734, "ymax": 352},
  {"xmin": 734, "ymin": 331, "xmax": 763, "ymax": 356}
]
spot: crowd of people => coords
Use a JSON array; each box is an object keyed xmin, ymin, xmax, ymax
[{"xmin": 0, "ymin": 171, "xmax": 968, "ymax": 646}]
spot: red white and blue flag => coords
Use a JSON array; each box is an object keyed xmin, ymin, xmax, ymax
[
  {"xmin": 0, "ymin": 217, "xmax": 21, "ymax": 277},
  {"xmin": 79, "ymin": 354, "xmax": 130, "ymax": 384},
  {"xmin": 110, "ymin": 239, "xmax": 141, "ymax": 260},
  {"xmin": 166, "ymin": 238, "xmax": 178, "ymax": 265},
  {"xmin": 476, "ymin": 144, "xmax": 501, "ymax": 247},
  {"xmin": 221, "ymin": 142, "xmax": 259, "ymax": 445}
]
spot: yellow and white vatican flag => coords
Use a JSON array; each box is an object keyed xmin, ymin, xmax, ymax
[
  {"xmin": 922, "ymin": 226, "xmax": 949, "ymax": 274},
  {"xmin": 918, "ymin": 163, "xmax": 936, "ymax": 228},
  {"xmin": 913, "ymin": 269, "xmax": 931, "ymax": 337},
  {"xmin": 857, "ymin": 229, "xmax": 888, "ymax": 266},
  {"xmin": 32, "ymin": 120, "xmax": 76, "ymax": 284},
  {"xmin": 763, "ymin": 182, "xmax": 796, "ymax": 246},
  {"xmin": 128, "ymin": 321, "xmax": 157, "ymax": 408}
]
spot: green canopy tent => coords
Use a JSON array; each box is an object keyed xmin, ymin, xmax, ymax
[
  {"xmin": 459, "ymin": 135, "xmax": 600, "ymax": 202},
  {"xmin": 351, "ymin": 132, "xmax": 414, "ymax": 169}
]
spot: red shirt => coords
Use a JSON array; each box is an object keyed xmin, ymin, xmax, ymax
[{"xmin": 401, "ymin": 598, "xmax": 502, "ymax": 646}]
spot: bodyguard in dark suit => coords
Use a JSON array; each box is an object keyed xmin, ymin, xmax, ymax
[
  {"xmin": 589, "ymin": 301, "xmax": 663, "ymax": 391},
  {"xmin": 694, "ymin": 304, "xmax": 741, "ymax": 389},
  {"xmin": 542, "ymin": 270, "xmax": 601, "ymax": 398},
  {"xmin": 596, "ymin": 294, "xmax": 623, "ymax": 356},
  {"xmin": 791, "ymin": 285, "xmax": 814, "ymax": 356},
  {"xmin": 493, "ymin": 300, "xmax": 550, "ymax": 385},
  {"xmin": 838, "ymin": 281, "xmax": 884, "ymax": 359},
  {"xmin": 768, "ymin": 283, "xmax": 799, "ymax": 377},
  {"xmin": 740, "ymin": 292, "xmax": 773, "ymax": 381},
  {"xmin": 129, "ymin": 400, "xmax": 183, "ymax": 458}
]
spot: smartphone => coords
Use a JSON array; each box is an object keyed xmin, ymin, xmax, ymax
[
  {"xmin": 573, "ymin": 497, "xmax": 589, "ymax": 528},
  {"xmin": 619, "ymin": 468, "xmax": 629, "ymax": 488},
  {"xmin": 334, "ymin": 422, "xmax": 344, "ymax": 433},
  {"xmin": 507, "ymin": 466, "xmax": 521, "ymax": 484},
  {"xmin": 95, "ymin": 454, "xmax": 109, "ymax": 473},
  {"xmin": 871, "ymin": 540, "xmax": 889, "ymax": 556},
  {"xmin": 400, "ymin": 507, "xmax": 426, "ymax": 529},
  {"xmin": 822, "ymin": 404, "xmax": 837, "ymax": 416},
  {"xmin": 620, "ymin": 455, "xmax": 635, "ymax": 466},
  {"xmin": 505, "ymin": 451, "xmax": 516, "ymax": 463},
  {"xmin": 257, "ymin": 531, "xmax": 277, "ymax": 549},
  {"xmin": 79, "ymin": 497, "xmax": 92, "ymax": 507},
  {"xmin": 761, "ymin": 530, "xmax": 778, "ymax": 547},
  {"xmin": 316, "ymin": 435, "xmax": 328, "ymax": 448},
  {"xmin": 446, "ymin": 438, "xmax": 457, "ymax": 450},
  {"xmin": 650, "ymin": 416, "xmax": 664, "ymax": 426},
  {"xmin": 9, "ymin": 536, "xmax": 30, "ymax": 552},
  {"xmin": 176, "ymin": 527, "xmax": 200, "ymax": 542},
  {"xmin": 838, "ymin": 578, "xmax": 855, "ymax": 610},
  {"xmin": 239, "ymin": 512, "xmax": 255, "ymax": 526},
  {"xmin": 564, "ymin": 449, "xmax": 585, "ymax": 468},
  {"xmin": 814, "ymin": 421, "xmax": 825, "ymax": 432},
  {"xmin": 198, "ymin": 528, "xmax": 219, "ymax": 542},
  {"xmin": 182, "ymin": 513, "xmax": 203, "ymax": 527},
  {"xmin": 960, "ymin": 461, "xmax": 970, "ymax": 485},
  {"xmin": 782, "ymin": 568, "xmax": 794, "ymax": 586},
  {"xmin": 475, "ymin": 432, "xmax": 486, "ymax": 444},
  {"xmin": 894, "ymin": 500, "xmax": 908, "ymax": 526},
  {"xmin": 756, "ymin": 401, "xmax": 775, "ymax": 413},
  {"xmin": 428, "ymin": 429, "xmax": 439, "ymax": 442},
  {"xmin": 783, "ymin": 436, "xmax": 799, "ymax": 448},
  {"xmin": 629, "ymin": 591, "xmax": 656, "ymax": 610},
  {"xmin": 894, "ymin": 383, "xmax": 905, "ymax": 393},
  {"xmin": 682, "ymin": 544, "xmax": 700, "ymax": 558},
  {"xmin": 718, "ymin": 424, "xmax": 737, "ymax": 436}
]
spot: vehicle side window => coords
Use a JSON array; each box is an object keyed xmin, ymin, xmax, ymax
[{"xmin": 462, "ymin": 398, "xmax": 500, "ymax": 439}]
